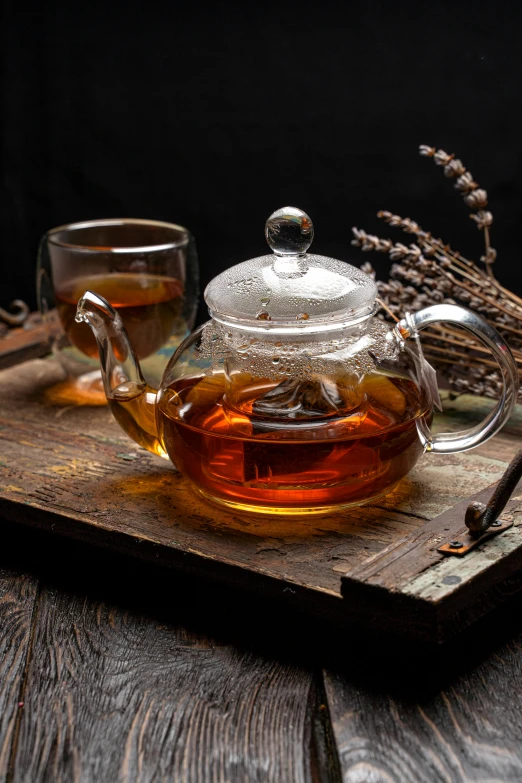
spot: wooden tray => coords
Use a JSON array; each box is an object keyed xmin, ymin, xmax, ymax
[{"xmin": 0, "ymin": 354, "xmax": 521, "ymax": 644}]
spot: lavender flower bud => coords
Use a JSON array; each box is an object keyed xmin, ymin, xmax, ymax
[
  {"xmin": 455, "ymin": 172, "xmax": 478, "ymax": 193},
  {"xmin": 434, "ymin": 149, "xmax": 453, "ymax": 166},
  {"xmin": 419, "ymin": 145, "xmax": 436, "ymax": 157},
  {"xmin": 444, "ymin": 159, "xmax": 466, "ymax": 178},
  {"xmin": 464, "ymin": 189, "xmax": 488, "ymax": 208},
  {"xmin": 470, "ymin": 210, "xmax": 493, "ymax": 230}
]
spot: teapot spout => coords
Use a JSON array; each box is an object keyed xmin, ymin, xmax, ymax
[
  {"xmin": 75, "ymin": 290, "xmax": 145, "ymax": 395},
  {"xmin": 75, "ymin": 291, "xmax": 167, "ymax": 458}
]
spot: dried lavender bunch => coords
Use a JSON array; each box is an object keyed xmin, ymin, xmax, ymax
[{"xmin": 352, "ymin": 146, "xmax": 522, "ymax": 402}]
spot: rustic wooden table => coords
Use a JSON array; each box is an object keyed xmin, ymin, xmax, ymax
[{"xmin": 1, "ymin": 355, "xmax": 522, "ymax": 782}]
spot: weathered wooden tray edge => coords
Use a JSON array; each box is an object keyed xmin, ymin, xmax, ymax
[
  {"xmin": 341, "ymin": 479, "xmax": 522, "ymax": 642},
  {"xmin": 0, "ymin": 494, "xmax": 343, "ymax": 625},
  {"xmin": 2, "ymin": 477, "xmax": 522, "ymax": 646}
]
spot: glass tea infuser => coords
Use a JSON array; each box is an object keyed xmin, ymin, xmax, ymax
[{"xmin": 75, "ymin": 208, "xmax": 518, "ymax": 515}]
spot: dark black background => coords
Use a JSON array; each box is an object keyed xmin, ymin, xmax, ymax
[{"xmin": 2, "ymin": 0, "xmax": 522, "ymax": 312}]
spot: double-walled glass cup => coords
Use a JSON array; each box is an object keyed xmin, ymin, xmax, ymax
[{"xmin": 37, "ymin": 218, "xmax": 198, "ymax": 402}]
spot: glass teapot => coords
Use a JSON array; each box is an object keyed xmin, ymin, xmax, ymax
[{"xmin": 76, "ymin": 207, "xmax": 518, "ymax": 515}]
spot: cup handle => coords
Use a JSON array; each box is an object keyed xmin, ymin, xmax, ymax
[{"xmin": 394, "ymin": 304, "xmax": 519, "ymax": 454}]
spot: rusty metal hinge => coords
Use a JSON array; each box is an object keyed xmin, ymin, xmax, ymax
[{"xmin": 438, "ymin": 447, "xmax": 522, "ymax": 557}]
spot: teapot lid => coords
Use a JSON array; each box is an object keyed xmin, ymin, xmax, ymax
[{"xmin": 204, "ymin": 207, "xmax": 377, "ymax": 333}]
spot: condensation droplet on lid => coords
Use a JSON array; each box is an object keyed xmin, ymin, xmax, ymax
[
  {"xmin": 237, "ymin": 344, "xmax": 249, "ymax": 353},
  {"xmin": 260, "ymin": 296, "xmax": 270, "ymax": 306},
  {"xmin": 272, "ymin": 356, "xmax": 280, "ymax": 364}
]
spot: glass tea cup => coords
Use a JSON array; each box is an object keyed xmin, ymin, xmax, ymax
[{"xmin": 37, "ymin": 218, "xmax": 199, "ymax": 403}]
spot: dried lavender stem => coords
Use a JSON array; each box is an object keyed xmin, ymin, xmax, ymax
[
  {"xmin": 424, "ymin": 347, "xmax": 515, "ymax": 373},
  {"xmin": 376, "ymin": 298, "xmax": 399, "ymax": 322},
  {"xmin": 492, "ymin": 278, "xmax": 522, "ymax": 310},
  {"xmin": 439, "ymin": 268, "xmax": 522, "ymax": 322},
  {"xmin": 436, "ymin": 258, "xmax": 522, "ymax": 315},
  {"xmin": 432, "ymin": 255, "xmax": 490, "ymax": 286},
  {"xmin": 377, "ymin": 212, "xmax": 487, "ymax": 279},
  {"xmin": 425, "ymin": 329, "xmax": 522, "ymax": 364},
  {"xmin": 381, "ymin": 214, "xmax": 522, "ymax": 313},
  {"xmin": 483, "ymin": 225, "xmax": 495, "ymax": 280},
  {"xmin": 430, "ymin": 252, "xmax": 522, "ymax": 314},
  {"xmin": 423, "ymin": 343, "xmax": 499, "ymax": 364},
  {"xmin": 422, "ymin": 353, "xmax": 496, "ymax": 369},
  {"xmin": 489, "ymin": 321, "xmax": 522, "ymax": 340},
  {"xmin": 421, "ymin": 237, "xmax": 506, "ymax": 295},
  {"xmin": 423, "ymin": 333, "xmax": 522, "ymax": 365},
  {"xmin": 425, "ymin": 323, "xmax": 522, "ymax": 359},
  {"xmin": 421, "ymin": 145, "xmax": 496, "ymax": 279},
  {"xmin": 420, "ymin": 237, "xmax": 485, "ymax": 277},
  {"xmin": 379, "ymin": 216, "xmax": 522, "ymax": 313},
  {"xmin": 424, "ymin": 328, "xmax": 496, "ymax": 354}
]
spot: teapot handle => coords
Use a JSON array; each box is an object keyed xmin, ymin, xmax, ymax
[{"xmin": 394, "ymin": 304, "xmax": 519, "ymax": 454}]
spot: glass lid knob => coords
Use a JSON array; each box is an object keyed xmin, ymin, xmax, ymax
[{"xmin": 265, "ymin": 207, "xmax": 314, "ymax": 256}]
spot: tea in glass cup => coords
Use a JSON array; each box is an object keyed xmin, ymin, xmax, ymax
[{"xmin": 37, "ymin": 218, "xmax": 198, "ymax": 403}]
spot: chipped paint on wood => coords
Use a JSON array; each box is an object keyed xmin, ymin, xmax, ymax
[{"xmin": 403, "ymin": 508, "xmax": 522, "ymax": 602}]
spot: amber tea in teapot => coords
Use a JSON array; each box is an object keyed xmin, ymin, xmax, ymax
[
  {"xmin": 155, "ymin": 372, "xmax": 429, "ymax": 512},
  {"xmin": 76, "ymin": 207, "xmax": 518, "ymax": 515}
]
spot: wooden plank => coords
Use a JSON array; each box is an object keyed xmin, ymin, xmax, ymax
[
  {"xmin": 323, "ymin": 596, "xmax": 522, "ymax": 782},
  {"xmin": 0, "ymin": 312, "xmax": 62, "ymax": 371},
  {"xmin": 12, "ymin": 561, "xmax": 319, "ymax": 782},
  {"xmin": 324, "ymin": 667, "xmax": 522, "ymax": 782},
  {"xmin": 0, "ymin": 567, "xmax": 39, "ymax": 779}
]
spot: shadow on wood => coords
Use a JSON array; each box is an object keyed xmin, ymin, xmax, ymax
[{"xmin": 3, "ymin": 515, "xmax": 522, "ymax": 695}]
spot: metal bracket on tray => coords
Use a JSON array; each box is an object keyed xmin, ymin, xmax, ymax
[{"xmin": 438, "ymin": 448, "xmax": 522, "ymax": 557}]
